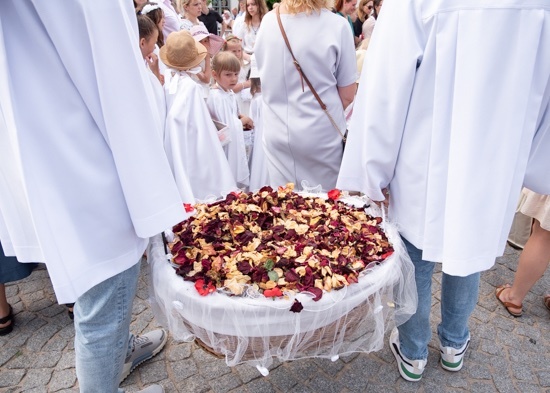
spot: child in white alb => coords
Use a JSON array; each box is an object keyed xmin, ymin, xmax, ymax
[
  {"xmin": 137, "ymin": 15, "xmax": 166, "ymax": 140},
  {"xmin": 248, "ymin": 55, "xmax": 269, "ymax": 191},
  {"xmin": 206, "ymin": 51, "xmax": 252, "ymax": 189},
  {"xmin": 223, "ymin": 36, "xmax": 252, "ymax": 116},
  {"xmin": 160, "ymin": 31, "xmax": 237, "ymax": 200}
]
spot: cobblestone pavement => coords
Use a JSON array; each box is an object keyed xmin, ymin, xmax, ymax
[{"xmin": 1, "ymin": 245, "xmax": 549, "ymax": 393}]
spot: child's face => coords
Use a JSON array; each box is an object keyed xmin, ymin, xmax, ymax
[
  {"xmin": 226, "ymin": 41, "xmax": 242, "ymax": 60},
  {"xmin": 158, "ymin": 15, "xmax": 165, "ymax": 31},
  {"xmin": 140, "ymin": 30, "xmax": 158, "ymax": 58},
  {"xmin": 214, "ymin": 70, "xmax": 239, "ymax": 91}
]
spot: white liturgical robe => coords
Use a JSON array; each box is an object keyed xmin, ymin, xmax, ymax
[
  {"xmin": 0, "ymin": 0, "xmax": 188, "ymax": 303},
  {"xmin": 337, "ymin": 0, "xmax": 550, "ymax": 276}
]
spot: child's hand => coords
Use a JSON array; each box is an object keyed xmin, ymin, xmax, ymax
[
  {"xmin": 240, "ymin": 115, "xmax": 254, "ymax": 130},
  {"xmin": 146, "ymin": 53, "xmax": 160, "ymax": 74}
]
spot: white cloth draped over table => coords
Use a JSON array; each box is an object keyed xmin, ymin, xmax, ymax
[
  {"xmin": 0, "ymin": 0, "xmax": 187, "ymax": 304},
  {"xmin": 206, "ymin": 89, "xmax": 250, "ymax": 188},
  {"xmin": 164, "ymin": 71, "xmax": 237, "ymax": 200},
  {"xmin": 254, "ymin": 9, "xmax": 357, "ymax": 192},
  {"xmin": 337, "ymin": 0, "xmax": 550, "ymax": 277}
]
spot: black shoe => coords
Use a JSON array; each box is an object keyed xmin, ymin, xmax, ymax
[
  {"xmin": 65, "ymin": 303, "xmax": 75, "ymax": 320},
  {"xmin": 0, "ymin": 305, "xmax": 14, "ymax": 336}
]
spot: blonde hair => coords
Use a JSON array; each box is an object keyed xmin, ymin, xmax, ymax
[
  {"xmin": 212, "ymin": 51, "xmax": 241, "ymax": 74},
  {"xmin": 356, "ymin": 0, "xmax": 371, "ymax": 22},
  {"xmin": 284, "ymin": 0, "xmax": 329, "ymax": 13}
]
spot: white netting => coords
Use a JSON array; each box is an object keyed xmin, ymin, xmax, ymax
[{"xmin": 147, "ymin": 193, "xmax": 416, "ymax": 372}]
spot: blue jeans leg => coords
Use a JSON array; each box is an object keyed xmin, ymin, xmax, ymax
[
  {"xmin": 74, "ymin": 262, "xmax": 140, "ymax": 393},
  {"xmin": 398, "ymin": 237, "xmax": 480, "ymax": 359},
  {"xmin": 397, "ymin": 237, "xmax": 434, "ymax": 361},
  {"xmin": 438, "ymin": 271, "xmax": 480, "ymax": 348}
]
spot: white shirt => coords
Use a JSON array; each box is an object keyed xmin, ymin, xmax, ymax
[
  {"xmin": 337, "ymin": 0, "xmax": 550, "ymax": 276},
  {"xmin": 0, "ymin": 0, "xmax": 187, "ymax": 303},
  {"xmin": 159, "ymin": 0, "xmax": 182, "ymax": 37}
]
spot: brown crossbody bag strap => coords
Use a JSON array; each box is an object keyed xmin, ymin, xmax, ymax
[{"xmin": 276, "ymin": 7, "xmax": 347, "ymax": 144}]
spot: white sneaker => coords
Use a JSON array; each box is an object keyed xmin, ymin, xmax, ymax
[
  {"xmin": 120, "ymin": 329, "xmax": 168, "ymax": 382},
  {"xmin": 389, "ymin": 328, "xmax": 426, "ymax": 382},
  {"xmin": 440, "ymin": 334, "xmax": 470, "ymax": 372}
]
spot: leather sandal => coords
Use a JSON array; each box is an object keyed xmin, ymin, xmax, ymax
[
  {"xmin": 0, "ymin": 305, "xmax": 14, "ymax": 336},
  {"xmin": 65, "ymin": 303, "xmax": 75, "ymax": 320},
  {"xmin": 544, "ymin": 294, "xmax": 550, "ymax": 311},
  {"xmin": 495, "ymin": 285, "xmax": 523, "ymax": 317}
]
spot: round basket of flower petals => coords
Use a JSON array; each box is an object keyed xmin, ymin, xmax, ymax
[{"xmin": 147, "ymin": 184, "xmax": 416, "ymax": 375}]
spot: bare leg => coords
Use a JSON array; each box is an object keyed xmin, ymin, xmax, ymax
[
  {"xmin": 0, "ymin": 284, "xmax": 11, "ymax": 328},
  {"xmin": 498, "ymin": 219, "xmax": 550, "ymax": 313}
]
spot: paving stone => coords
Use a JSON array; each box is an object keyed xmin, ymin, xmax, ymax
[
  {"xmin": 26, "ymin": 298, "xmax": 54, "ymax": 313},
  {"xmin": 25, "ymin": 324, "xmax": 60, "ymax": 352},
  {"xmin": 42, "ymin": 334, "xmax": 70, "ymax": 352},
  {"xmin": 169, "ymin": 359, "xmax": 199, "ymax": 383},
  {"xmin": 55, "ymin": 352, "xmax": 76, "ymax": 371},
  {"xmin": 266, "ymin": 365, "xmax": 298, "ymax": 391},
  {"xmin": 5, "ymin": 351, "xmax": 36, "ymax": 369},
  {"xmin": 140, "ymin": 360, "xmax": 169, "ymax": 384},
  {"xmin": 284, "ymin": 359, "xmax": 320, "ymax": 382},
  {"xmin": 306, "ymin": 374, "xmax": 343, "ymax": 393},
  {"xmin": 0, "ymin": 369, "xmax": 25, "ymax": 388},
  {"xmin": 48, "ymin": 369, "xmax": 76, "ymax": 392},
  {"xmin": 313, "ymin": 357, "xmax": 345, "ymax": 375},
  {"xmin": 536, "ymin": 370, "xmax": 550, "ymax": 387},
  {"xmin": 0, "ymin": 347, "xmax": 19, "ymax": 367},
  {"xmin": 515, "ymin": 382, "xmax": 545, "ymax": 393},
  {"xmin": 365, "ymin": 383, "xmax": 397, "ymax": 393},
  {"xmin": 208, "ymin": 372, "xmax": 242, "ymax": 393},
  {"xmin": 166, "ymin": 343, "xmax": 192, "ymax": 361},
  {"xmin": 492, "ymin": 373, "xmax": 519, "ymax": 393},
  {"xmin": 176, "ymin": 374, "xmax": 211, "ymax": 393},
  {"xmin": 242, "ymin": 377, "xmax": 276, "ymax": 393},
  {"xmin": 468, "ymin": 363, "xmax": 492, "ymax": 380},
  {"xmin": 234, "ymin": 363, "xmax": 262, "ymax": 384},
  {"xmin": 198, "ymin": 358, "xmax": 232, "ymax": 380},
  {"xmin": 19, "ymin": 368, "xmax": 52, "ymax": 390},
  {"xmin": 39, "ymin": 304, "xmax": 66, "ymax": 318},
  {"xmin": 33, "ymin": 351, "xmax": 63, "ymax": 368},
  {"xmin": 5, "ymin": 283, "xmax": 19, "ymax": 298}
]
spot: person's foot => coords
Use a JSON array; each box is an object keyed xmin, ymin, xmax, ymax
[
  {"xmin": 136, "ymin": 385, "xmax": 164, "ymax": 393},
  {"xmin": 544, "ymin": 294, "xmax": 550, "ymax": 311},
  {"xmin": 495, "ymin": 284, "xmax": 523, "ymax": 317},
  {"xmin": 440, "ymin": 334, "xmax": 470, "ymax": 372},
  {"xmin": 0, "ymin": 305, "xmax": 14, "ymax": 336},
  {"xmin": 120, "ymin": 329, "xmax": 168, "ymax": 383},
  {"xmin": 389, "ymin": 328, "xmax": 426, "ymax": 382}
]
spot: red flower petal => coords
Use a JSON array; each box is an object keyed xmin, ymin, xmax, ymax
[
  {"xmin": 327, "ymin": 189, "xmax": 341, "ymax": 201},
  {"xmin": 195, "ymin": 279, "xmax": 216, "ymax": 296},
  {"xmin": 264, "ymin": 287, "xmax": 283, "ymax": 297},
  {"xmin": 183, "ymin": 203, "xmax": 194, "ymax": 213},
  {"xmin": 290, "ymin": 299, "xmax": 304, "ymax": 313}
]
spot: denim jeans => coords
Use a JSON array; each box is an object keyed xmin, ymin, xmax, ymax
[
  {"xmin": 398, "ymin": 237, "xmax": 480, "ymax": 360},
  {"xmin": 74, "ymin": 262, "xmax": 140, "ymax": 393}
]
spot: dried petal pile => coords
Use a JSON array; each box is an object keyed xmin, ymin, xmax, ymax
[{"xmin": 168, "ymin": 184, "xmax": 393, "ymax": 310}]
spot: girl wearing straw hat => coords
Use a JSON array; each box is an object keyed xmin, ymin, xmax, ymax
[{"xmin": 161, "ymin": 31, "xmax": 238, "ymax": 200}]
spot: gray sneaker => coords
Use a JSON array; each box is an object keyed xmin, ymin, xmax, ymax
[
  {"xmin": 120, "ymin": 329, "xmax": 168, "ymax": 382},
  {"xmin": 440, "ymin": 334, "xmax": 470, "ymax": 372}
]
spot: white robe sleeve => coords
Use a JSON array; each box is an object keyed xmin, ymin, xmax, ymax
[{"xmin": 336, "ymin": 0, "xmax": 425, "ymax": 201}]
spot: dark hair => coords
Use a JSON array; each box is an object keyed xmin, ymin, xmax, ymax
[
  {"xmin": 250, "ymin": 77, "xmax": 261, "ymax": 96},
  {"xmin": 139, "ymin": 3, "xmax": 165, "ymax": 47},
  {"xmin": 137, "ymin": 15, "xmax": 157, "ymax": 41},
  {"xmin": 373, "ymin": 0, "xmax": 382, "ymax": 19}
]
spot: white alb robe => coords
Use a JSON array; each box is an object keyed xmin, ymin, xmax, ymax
[
  {"xmin": 249, "ymin": 93, "xmax": 270, "ymax": 191},
  {"xmin": 164, "ymin": 71, "xmax": 237, "ymax": 200},
  {"xmin": 206, "ymin": 88, "xmax": 250, "ymax": 188},
  {"xmin": 337, "ymin": 0, "xmax": 550, "ymax": 276},
  {"xmin": 0, "ymin": 0, "xmax": 187, "ymax": 303}
]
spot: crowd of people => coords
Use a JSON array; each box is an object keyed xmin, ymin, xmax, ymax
[{"xmin": 0, "ymin": 0, "xmax": 549, "ymax": 392}]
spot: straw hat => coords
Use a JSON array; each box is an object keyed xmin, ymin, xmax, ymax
[{"xmin": 159, "ymin": 30, "xmax": 207, "ymax": 71}]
